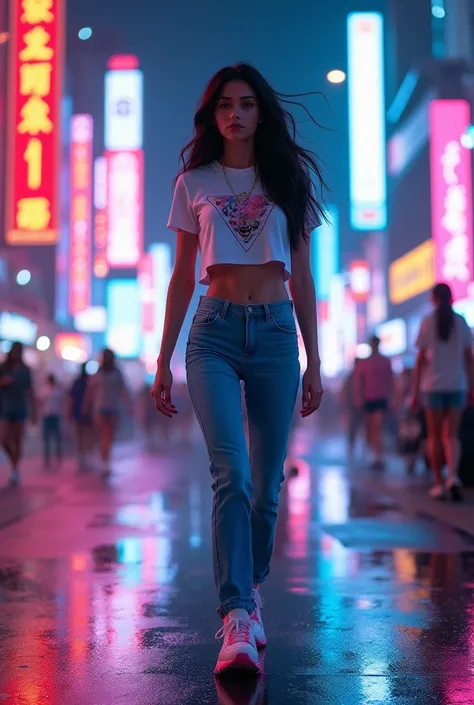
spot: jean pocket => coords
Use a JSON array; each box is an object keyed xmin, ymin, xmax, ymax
[
  {"xmin": 270, "ymin": 313, "xmax": 297, "ymax": 334},
  {"xmin": 191, "ymin": 309, "xmax": 220, "ymax": 328}
]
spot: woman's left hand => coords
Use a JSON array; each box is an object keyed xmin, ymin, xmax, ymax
[{"xmin": 301, "ymin": 364, "xmax": 324, "ymax": 417}]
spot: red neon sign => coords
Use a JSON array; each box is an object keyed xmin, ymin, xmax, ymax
[
  {"xmin": 6, "ymin": 0, "xmax": 63, "ymax": 245},
  {"xmin": 106, "ymin": 149, "xmax": 143, "ymax": 268},
  {"xmin": 69, "ymin": 114, "xmax": 92, "ymax": 315},
  {"xmin": 430, "ymin": 99, "xmax": 474, "ymax": 302}
]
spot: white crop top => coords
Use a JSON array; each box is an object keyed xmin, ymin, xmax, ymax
[{"xmin": 167, "ymin": 162, "xmax": 320, "ymax": 285}]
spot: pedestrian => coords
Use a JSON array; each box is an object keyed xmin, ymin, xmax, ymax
[
  {"xmin": 83, "ymin": 349, "xmax": 132, "ymax": 477},
  {"xmin": 411, "ymin": 283, "xmax": 474, "ymax": 501},
  {"xmin": 355, "ymin": 336, "xmax": 393, "ymax": 469},
  {"xmin": 68, "ymin": 363, "xmax": 93, "ymax": 468},
  {"xmin": 151, "ymin": 63, "xmax": 324, "ymax": 675},
  {"xmin": 39, "ymin": 373, "xmax": 64, "ymax": 469},
  {"xmin": 340, "ymin": 357, "xmax": 363, "ymax": 462},
  {"xmin": 0, "ymin": 341, "xmax": 36, "ymax": 485}
]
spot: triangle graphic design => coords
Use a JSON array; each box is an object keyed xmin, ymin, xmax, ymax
[{"xmin": 207, "ymin": 195, "xmax": 274, "ymax": 252}]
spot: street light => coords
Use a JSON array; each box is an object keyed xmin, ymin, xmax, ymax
[
  {"xmin": 16, "ymin": 269, "xmax": 31, "ymax": 285},
  {"xmin": 327, "ymin": 69, "xmax": 346, "ymax": 84}
]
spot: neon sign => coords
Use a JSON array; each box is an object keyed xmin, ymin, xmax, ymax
[
  {"xmin": 6, "ymin": 0, "xmax": 63, "ymax": 244},
  {"xmin": 430, "ymin": 99, "xmax": 473, "ymax": 301}
]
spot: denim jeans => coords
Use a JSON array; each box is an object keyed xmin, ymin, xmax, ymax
[{"xmin": 186, "ymin": 296, "xmax": 300, "ymax": 618}]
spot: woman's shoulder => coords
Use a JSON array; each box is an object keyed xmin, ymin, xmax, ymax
[{"xmin": 178, "ymin": 162, "xmax": 219, "ymax": 186}]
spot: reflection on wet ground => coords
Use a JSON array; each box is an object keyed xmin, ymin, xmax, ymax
[{"xmin": 1, "ymin": 432, "xmax": 474, "ymax": 704}]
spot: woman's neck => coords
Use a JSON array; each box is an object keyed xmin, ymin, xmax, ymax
[{"xmin": 221, "ymin": 141, "xmax": 255, "ymax": 169}]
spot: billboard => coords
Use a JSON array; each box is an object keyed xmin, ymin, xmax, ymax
[
  {"xmin": 104, "ymin": 66, "xmax": 143, "ymax": 151},
  {"xmin": 389, "ymin": 240, "xmax": 435, "ymax": 305},
  {"xmin": 348, "ymin": 12, "xmax": 386, "ymax": 230},
  {"xmin": 430, "ymin": 99, "xmax": 473, "ymax": 302},
  {"xmin": 376, "ymin": 318, "xmax": 407, "ymax": 357},
  {"xmin": 106, "ymin": 279, "xmax": 140, "ymax": 358},
  {"xmin": 106, "ymin": 149, "xmax": 143, "ymax": 267},
  {"xmin": 69, "ymin": 114, "xmax": 92, "ymax": 315},
  {"xmin": 5, "ymin": 0, "xmax": 63, "ymax": 244},
  {"xmin": 311, "ymin": 205, "xmax": 339, "ymax": 300},
  {"xmin": 93, "ymin": 156, "xmax": 108, "ymax": 277}
]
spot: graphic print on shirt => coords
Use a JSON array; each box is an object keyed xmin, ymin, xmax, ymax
[{"xmin": 207, "ymin": 195, "xmax": 274, "ymax": 251}]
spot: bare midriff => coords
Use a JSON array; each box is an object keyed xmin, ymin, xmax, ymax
[{"xmin": 205, "ymin": 262, "xmax": 289, "ymax": 304}]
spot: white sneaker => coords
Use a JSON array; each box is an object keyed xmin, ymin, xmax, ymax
[
  {"xmin": 250, "ymin": 588, "xmax": 267, "ymax": 648},
  {"xmin": 214, "ymin": 614, "xmax": 260, "ymax": 675},
  {"xmin": 429, "ymin": 484, "xmax": 445, "ymax": 500}
]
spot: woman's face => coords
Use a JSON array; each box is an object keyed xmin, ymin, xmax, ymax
[{"xmin": 214, "ymin": 80, "xmax": 260, "ymax": 143}]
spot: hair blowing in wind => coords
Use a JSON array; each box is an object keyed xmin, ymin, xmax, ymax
[{"xmin": 177, "ymin": 63, "xmax": 328, "ymax": 251}]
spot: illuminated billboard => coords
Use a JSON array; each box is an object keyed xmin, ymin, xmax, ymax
[
  {"xmin": 93, "ymin": 156, "xmax": 108, "ymax": 277},
  {"xmin": 104, "ymin": 66, "xmax": 143, "ymax": 151},
  {"xmin": 348, "ymin": 12, "xmax": 386, "ymax": 230},
  {"xmin": 106, "ymin": 279, "xmax": 140, "ymax": 358},
  {"xmin": 311, "ymin": 205, "xmax": 339, "ymax": 300},
  {"xmin": 430, "ymin": 99, "xmax": 473, "ymax": 302},
  {"xmin": 376, "ymin": 318, "xmax": 407, "ymax": 357},
  {"xmin": 69, "ymin": 114, "xmax": 92, "ymax": 315},
  {"xmin": 106, "ymin": 149, "xmax": 143, "ymax": 268},
  {"xmin": 389, "ymin": 240, "xmax": 435, "ymax": 305},
  {"xmin": 6, "ymin": 0, "xmax": 63, "ymax": 244}
]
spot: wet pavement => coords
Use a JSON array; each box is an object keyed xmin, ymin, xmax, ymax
[{"xmin": 1, "ymin": 430, "xmax": 474, "ymax": 704}]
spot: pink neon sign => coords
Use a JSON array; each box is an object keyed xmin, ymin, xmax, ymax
[{"xmin": 430, "ymin": 99, "xmax": 473, "ymax": 301}]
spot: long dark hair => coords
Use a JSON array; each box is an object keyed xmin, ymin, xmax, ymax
[
  {"xmin": 100, "ymin": 348, "xmax": 116, "ymax": 372},
  {"xmin": 177, "ymin": 63, "xmax": 327, "ymax": 250},
  {"xmin": 4, "ymin": 341, "xmax": 24, "ymax": 368},
  {"xmin": 433, "ymin": 282, "xmax": 454, "ymax": 342}
]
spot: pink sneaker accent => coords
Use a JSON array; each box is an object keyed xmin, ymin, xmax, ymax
[
  {"xmin": 250, "ymin": 588, "xmax": 267, "ymax": 648},
  {"xmin": 214, "ymin": 616, "xmax": 260, "ymax": 675}
]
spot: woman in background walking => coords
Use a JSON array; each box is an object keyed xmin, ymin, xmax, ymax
[
  {"xmin": 0, "ymin": 342, "xmax": 36, "ymax": 485},
  {"xmin": 84, "ymin": 349, "xmax": 132, "ymax": 476},
  {"xmin": 40, "ymin": 373, "xmax": 64, "ymax": 469},
  {"xmin": 411, "ymin": 283, "xmax": 474, "ymax": 501}
]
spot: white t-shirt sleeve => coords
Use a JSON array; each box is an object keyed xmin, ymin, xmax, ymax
[
  {"xmin": 416, "ymin": 318, "xmax": 429, "ymax": 350},
  {"xmin": 167, "ymin": 174, "xmax": 199, "ymax": 235},
  {"xmin": 460, "ymin": 315, "xmax": 473, "ymax": 349}
]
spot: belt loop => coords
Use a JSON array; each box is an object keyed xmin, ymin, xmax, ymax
[
  {"xmin": 264, "ymin": 303, "xmax": 271, "ymax": 322},
  {"xmin": 221, "ymin": 300, "xmax": 230, "ymax": 319}
]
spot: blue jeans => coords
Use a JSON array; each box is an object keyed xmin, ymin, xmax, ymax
[{"xmin": 186, "ymin": 296, "xmax": 300, "ymax": 618}]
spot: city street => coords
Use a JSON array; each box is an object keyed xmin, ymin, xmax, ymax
[{"xmin": 1, "ymin": 429, "xmax": 474, "ymax": 704}]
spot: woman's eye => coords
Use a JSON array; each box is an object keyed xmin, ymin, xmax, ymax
[
  {"xmin": 243, "ymin": 102, "xmax": 255, "ymax": 109},
  {"xmin": 219, "ymin": 103, "xmax": 230, "ymax": 109}
]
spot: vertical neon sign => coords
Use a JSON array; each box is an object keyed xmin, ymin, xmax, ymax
[
  {"xmin": 430, "ymin": 99, "xmax": 473, "ymax": 301},
  {"xmin": 348, "ymin": 12, "xmax": 386, "ymax": 230},
  {"xmin": 6, "ymin": 0, "xmax": 63, "ymax": 244},
  {"xmin": 69, "ymin": 114, "xmax": 92, "ymax": 315}
]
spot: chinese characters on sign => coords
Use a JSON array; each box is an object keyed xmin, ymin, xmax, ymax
[
  {"xmin": 93, "ymin": 156, "xmax": 108, "ymax": 277},
  {"xmin": 430, "ymin": 100, "xmax": 474, "ymax": 302},
  {"xmin": 69, "ymin": 114, "xmax": 92, "ymax": 315},
  {"xmin": 6, "ymin": 0, "xmax": 63, "ymax": 244},
  {"xmin": 106, "ymin": 150, "xmax": 143, "ymax": 267}
]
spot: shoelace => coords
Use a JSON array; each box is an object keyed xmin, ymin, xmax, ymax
[{"xmin": 215, "ymin": 618, "xmax": 252, "ymax": 645}]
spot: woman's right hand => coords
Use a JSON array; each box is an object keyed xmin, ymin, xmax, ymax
[{"xmin": 151, "ymin": 363, "xmax": 177, "ymax": 418}]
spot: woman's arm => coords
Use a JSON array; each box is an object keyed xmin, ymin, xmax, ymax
[
  {"xmin": 464, "ymin": 346, "xmax": 474, "ymax": 397},
  {"xmin": 153, "ymin": 231, "xmax": 198, "ymax": 417},
  {"xmin": 289, "ymin": 235, "xmax": 323, "ymax": 415},
  {"xmin": 412, "ymin": 350, "xmax": 426, "ymax": 403},
  {"xmin": 157, "ymin": 231, "xmax": 198, "ymax": 367}
]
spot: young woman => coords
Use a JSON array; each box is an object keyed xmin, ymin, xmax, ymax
[
  {"xmin": 411, "ymin": 283, "xmax": 474, "ymax": 501},
  {"xmin": 68, "ymin": 363, "xmax": 93, "ymax": 468},
  {"xmin": 39, "ymin": 373, "xmax": 64, "ymax": 469},
  {"xmin": 355, "ymin": 336, "xmax": 393, "ymax": 470},
  {"xmin": 0, "ymin": 341, "xmax": 36, "ymax": 485},
  {"xmin": 152, "ymin": 63, "xmax": 324, "ymax": 675},
  {"xmin": 84, "ymin": 349, "xmax": 131, "ymax": 476}
]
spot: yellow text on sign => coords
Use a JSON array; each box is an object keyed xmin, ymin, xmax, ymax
[
  {"xmin": 16, "ymin": 196, "xmax": 51, "ymax": 230},
  {"xmin": 20, "ymin": 62, "xmax": 52, "ymax": 97},
  {"xmin": 389, "ymin": 240, "xmax": 435, "ymax": 305},
  {"xmin": 21, "ymin": 0, "xmax": 54, "ymax": 25},
  {"xmin": 20, "ymin": 26, "xmax": 53, "ymax": 61},
  {"xmin": 24, "ymin": 138, "xmax": 42, "ymax": 189},
  {"xmin": 18, "ymin": 95, "xmax": 53, "ymax": 135}
]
